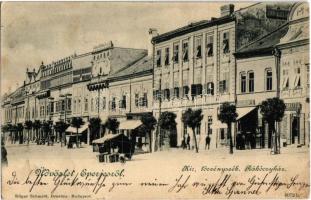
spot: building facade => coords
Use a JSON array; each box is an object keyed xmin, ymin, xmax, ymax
[
  {"xmin": 277, "ymin": 2, "xmax": 309, "ymax": 147},
  {"xmin": 151, "ymin": 3, "xmax": 292, "ymax": 150},
  {"xmin": 1, "ymin": 2, "xmax": 308, "ymax": 151}
]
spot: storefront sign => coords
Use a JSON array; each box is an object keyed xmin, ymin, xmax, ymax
[
  {"xmin": 285, "ymin": 102, "xmax": 301, "ymax": 111},
  {"xmin": 237, "ymin": 99, "xmax": 255, "ymax": 107}
]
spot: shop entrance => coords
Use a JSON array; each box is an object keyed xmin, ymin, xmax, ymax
[{"xmin": 291, "ymin": 116, "xmax": 299, "ymax": 144}]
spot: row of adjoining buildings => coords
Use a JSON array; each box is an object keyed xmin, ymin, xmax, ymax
[{"xmin": 2, "ymin": 2, "xmax": 309, "ymax": 151}]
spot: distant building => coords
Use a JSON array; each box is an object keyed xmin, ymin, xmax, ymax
[{"xmin": 87, "ymin": 41, "xmax": 147, "ymax": 125}]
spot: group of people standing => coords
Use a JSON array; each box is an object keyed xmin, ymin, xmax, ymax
[{"xmin": 180, "ymin": 134, "xmax": 211, "ymax": 150}]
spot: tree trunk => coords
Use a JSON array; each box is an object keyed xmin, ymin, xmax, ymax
[
  {"xmin": 154, "ymin": 127, "xmax": 159, "ymax": 152},
  {"xmin": 273, "ymin": 122, "xmax": 278, "ymax": 154},
  {"xmin": 149, "ymin": 130, "xmax": 152, "ymax": 153},
  {"xmin": 192, "ymin": 128, "xmax": 199, "ymax": 153},
  {"xmin": 27, "ymin": 129, "xmax": 29, "ymax": 145},
  {"xmin": 228, "ymin": 123, "xmax": 233, "ymax": 154},
  {"xmin": 10, "ymin": 131, "xmax": 13, "ymax": 144},
  {"xmin": 76, "ymin": 128, "xmax": 79, "ymax": 148}
]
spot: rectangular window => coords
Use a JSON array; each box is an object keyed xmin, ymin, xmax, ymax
[
  {"xmin": 135, "ymin": 94, "xmax": 139, "ymax": 107},
  {"xmin": 266, "ymin": 69, "xmax": 273, "ymax": 91},
  {"xmin": 156, "ymin": 50, "xmax": 161, "ymax": 67},
  {"xmin": 294, "ymin": 76, "xmax": 301, "ymax": 88},
  {"xmin": 174, "ymin": 87, "xmax": 179, "ymax": 98},
  {"xmin": 295, "ymin": 67, "xmax": 301, "ymax": 74},
  {"xmin": 154, "ymin": 90, "xmax": 160, "ymax": 101},
  {"xmin": 241, "ymin": 73, "xmax": 246, "ymax": 93},
  {"xmin": 111, "ymin": 97, "xmax": 116, "ymax": 110},
  {"xmin": 143, "ymin": 93, "xmax": 148, "ymax": 107},
  {"xmin": 183, "ymin": 86, "xmax": 189, "ymax": 97},
  {"xmin": 182, "ymin": 40, "xmax": 189, "ymax": 62},
  {"xmin": 165, "ymin": 47, "xmax": 170, "ymax": 66},
  {"xmin": 223, "ymin": 32, "xmax": 230, "ymax": 54},
  {"xmin": 206, "ymin": 82, "xmax": 214, "ymax": 95},
  {"xmin": 282, "ymin": 77, "xmax": 289, "ymax": 89},
  {"xmin": 84, "ymin": 98, "xmax": 88, "ymax": 112},
  {"xmin": 67, "ymin": 99, "xmax": 71, "ymax": 111},
  {"xmin": 50, "ymin": 102, "xmax": 54, "ymax": 113},
  {"xmin": 173, "ymin": 43, "xmax": 179, "ymax": 63},
  {"xmin": 248, "ymin": 72, "xmax": 254, "ymax": 93},
  {"xmin": 61, "ymin": 100, "xmax": 65, "ymax": 111},
  {"xmin": 208, "ymin": 116, "xmax": 213, "ymax": 135},
  {"xmin": 206, "ymin": 35, "xmax": 214, "ymax": 57},
  {"xmin": 219, "ymin": 80, "xmax": 227, "ymax": 93},
  {"xmin": 164, "ymin": 89, "xmax": 170, "ymax": 100},
  {"xmin": 191, "ymin": 84, "xmax": 203, "ymax": 97},
  {"xmin": 122, "ymin": 95, "xmax": 126, "ymax": 109},
  {"xmin": 195, "ymin": 36, "xmax": 202, "ymax": 58}
]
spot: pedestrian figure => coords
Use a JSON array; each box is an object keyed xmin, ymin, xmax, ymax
[
  {"xmin": 2, "ymin": 141, "xmax": 8, "ymax": 167},
  {"xmin": 186, "ymin": 135, "xmax": 190, "ymax": 150},
  {"xmin": 205, "ymin": 135, "xmax": 211, "ymax": 150},
  {"xmin": 181, "ymin": 138, "xmax": 186, "ymax": 149}
]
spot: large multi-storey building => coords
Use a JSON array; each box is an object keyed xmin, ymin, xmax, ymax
[
  {"xmin": 151, "ymin": 3, "xmax": 292, "ymax": 150},
  {"xmin": 1, "ymin": 2, "xmax": 308, "ymax": 151}
]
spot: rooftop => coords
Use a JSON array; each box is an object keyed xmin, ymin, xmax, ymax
[
  {"xmin": 152, "ymin": 15, "xmax": 234, "ymax": 44},
  {"xmin": 108, "ymin": 55, "xmax": 152, "ymax": 81},
  {"xmin": 235, "ymin": 22, "xmax": 289, "ymax": 57}
]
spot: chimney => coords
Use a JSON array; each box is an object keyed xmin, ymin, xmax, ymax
[
  {"xmin": 148, "ymin": 28, "xmax": 158, "ymax": 57},
  {"xmin": 220, "ymin": 4, "xmax": 234, "ymax": 17}
]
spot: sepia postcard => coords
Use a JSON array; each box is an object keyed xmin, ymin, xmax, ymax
[{"xmin": 1, "ymin": 1, "xmax": 310, "ymax": 199}]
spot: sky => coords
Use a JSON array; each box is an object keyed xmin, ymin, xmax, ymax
[{"xmin": 1, "ymin": 2, "xmax": 252, "ymax": 95}]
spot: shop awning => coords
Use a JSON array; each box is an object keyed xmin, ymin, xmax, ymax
[
  {"xmin": 236, "ymin": 107, "xmax": 256, "ymax": 120},
  {"xmin": 93, "ymin": 133, "xmax": 123, "ymax": 144},
  {"xmin": 66, "ymin": 122, "xmax": 89, "ymax": 134},
  {"xmin": 118, "ymin": 120, "xmax": 142, "ymax": 130},
  {"xmin": 210, "ymin": 121, "xmax": 227, "ymax": 129}
]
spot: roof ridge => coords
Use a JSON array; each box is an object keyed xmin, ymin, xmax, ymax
[
  {"xmin": 234, "ymin": 2, "xmax": 261, "ymax": 13},
  {"xmin": 114, "ymin": 47, "xmax": 147, "ymax": 51},
  {"xmin": 109, "ymin": 54, "xmax": 148, "ymax": 77},
  {"xmin": 237, "ymin": 22, "xmax": 289, "ymax": 51}
]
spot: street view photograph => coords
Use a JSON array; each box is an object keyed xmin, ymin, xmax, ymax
[{"xmin": 1, "ymin": 1, "xmax": 310, "ymax": 199}]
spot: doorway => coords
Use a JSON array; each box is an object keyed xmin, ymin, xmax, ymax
[{"xmin": 291, "ymin": 117, "xmax": 299, "ymax": 144}]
